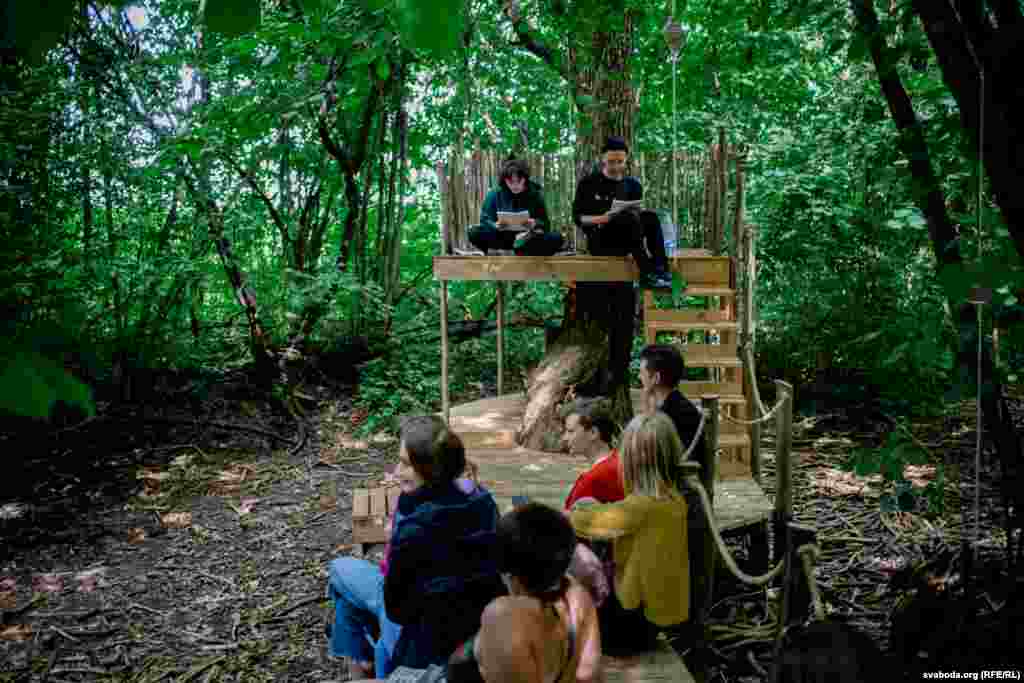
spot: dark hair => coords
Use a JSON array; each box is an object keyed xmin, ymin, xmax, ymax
[
  {"xmin": 500, "ymin": 158, "xmax": 530, "ymax": 182},
  {"xmin": 639, "ymin": 344, "xmax": 685, "ymax": 387},
  {"xmin": 399, "ymin": 415, "xmax": 467, "ymax": 488},
  {"xmin": 496, "ymin": 503, "xmax": 576, "ymax": 603},
  {"xmin": 601, "ymin": 136, "xmax": 629, "ymax": 154},
  {"xmin": 560, "ymin": 397, "xmax": 617, "ymax": 444}
]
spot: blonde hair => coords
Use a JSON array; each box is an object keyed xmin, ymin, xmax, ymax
[{"xmin": 619, "ymin": 412, "xmax": 683, "ymax": 498}]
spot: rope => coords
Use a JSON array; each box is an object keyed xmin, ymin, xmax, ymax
[
  {"xmin": 718, "ymin": 393, "xmax": 787, "ymax": 426},
  {"xmin": 686, "ymin": 475, "xmax": 786, "ymax": 586},
  {"xmin": 741, "ymin": 342, "xmax": 771, "ymax": 418},
  {"xmin": 680, "ymin": 407, "xmax": 706, "ymax": 461},
  {"xmin": 797, "ymin": 544, "xmax": 826, "ymax": 622}
]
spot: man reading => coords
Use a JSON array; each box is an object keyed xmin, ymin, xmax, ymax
[{"xmin": 572, "ymin": 137, "xmax": 672, "ymax": 289}]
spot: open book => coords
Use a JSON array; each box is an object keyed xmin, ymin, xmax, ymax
[
  {"xmin": 609, "ymin": 199, "xmax": 643, "ymax": 214},
  {"xmin": 581, "ymin": 200, "xmax": 644, "ymax": 224},
  {"xmin": 496, "ymin": 210, "xmax": 531, "ymax": 229}
]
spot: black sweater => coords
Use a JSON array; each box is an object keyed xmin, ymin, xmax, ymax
[{"xmin": 572, "ymin": 171, "xmax": 643, "ymax": 228}]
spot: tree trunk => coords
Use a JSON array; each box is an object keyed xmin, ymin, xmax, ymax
[
  {"xmin": 912, "ymin": 0, "xmax": 1024, "ymax": 263},
  {"xmin": 516, "ymin": 10, "xmax": 638, "ymax": 450},
  {"xmin": 854, "ymin": 0, "xmax": 1023, "ymax": 572}
]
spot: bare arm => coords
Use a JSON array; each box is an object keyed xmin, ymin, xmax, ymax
[
  {"xmin": 476, "ymin": 599, "xmax": 544, "ymax": 683},
  {"xmin": 572, "ymin": 582, "xmax": 603, "ymax": 683}
]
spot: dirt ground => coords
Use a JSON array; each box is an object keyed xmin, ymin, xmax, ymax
[{"xmin": 1, "ymin": 372, "xmax": 1021, "ymax": 682}]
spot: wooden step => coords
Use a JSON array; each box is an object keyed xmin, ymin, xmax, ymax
[
  {"xmin": 680, "ymin": 380, "xmax": 743, "ymax": 397},
  {"xmin": 645, "ymin": 308, "xmax": 733, "ymax": 324},
  {"xmin": 679, "ymin": 344, "xmax": 742, "ymax": 368},
  {"xmin": 682, "ymin": 285, "xmax": 735, "ymax": 298},
  {"xmin": 648, "ymin": 320, "xmax": 739, "ymax": 333}
]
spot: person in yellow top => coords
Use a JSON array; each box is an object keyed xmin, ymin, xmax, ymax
[{"xmin": 568, "ymin": 411, "xmax": 690, "ymax": 654}]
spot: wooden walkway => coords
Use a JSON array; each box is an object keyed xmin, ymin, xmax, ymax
[{"xmin": 448, "ymin": 393, "xmax": 772, "ymax": 534}]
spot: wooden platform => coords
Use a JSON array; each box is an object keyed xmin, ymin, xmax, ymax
[
  {"xmin": 446, "ymin": 394, "xmax": 772, "ymax": 534},
  {"xmin": 434, "ymin": 254, "xmax": 731, "ymax": 285},
  {"xmin": 447, "ymin": 392, "xmax": 752, "ymax": 471},
  {"xmin": 603, "ymin": 635, "xmax": 695, "ymax": 683}
]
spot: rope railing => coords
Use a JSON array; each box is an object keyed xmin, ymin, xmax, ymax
[
  {"xmin": 741, "ymin": 342, "xmax": 771, "ymax": 419},
  {"xmin": 797, "ymin": 543, "xmax": 826, "ymax": 622},
  {"xmin": 685, "ymin": 474, "xmax": 786, "ymax": 586},
  {"xmin": 718, "ymin": 392, "xmax": 788, "ymax": 426}
]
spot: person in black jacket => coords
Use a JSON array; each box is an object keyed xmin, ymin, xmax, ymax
[
  {"xmin": 325, "ymin": 416, "xmax": 505, "ymax": 679},
  {"xmin": 637, "ymin": 344, "xmax": 706, "ymax": 475},
  {"xmin": 572, "ymin": 137, "xmax": 672, "ymax": 289},
  {"xmin": 468, "ymin": 159, "xmax": 564, "ymax": 256}
]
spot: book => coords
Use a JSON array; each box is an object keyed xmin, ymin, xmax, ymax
[
  {"xmin": 609, "ymin": 199, "xmax": 643, "ymax": 214},
  {"xmin": 496, "ymin": 210, "xmax": 531, "ymax": 229}
]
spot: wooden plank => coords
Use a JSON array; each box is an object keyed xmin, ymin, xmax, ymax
[
  {"xmin": 370, "ymin": 487, "xmax": 387, "ymax": 518},
  {"xmin": 714, "ymin": 478, "xmax": 772, "ymax": 533},
  {"xmin": 386, "ymin": 487, "xmax": 400, "ymax": 516},
  {"xmin": 647, "ymin": 320, "xmax": 739, "ymax": 333},
  {"xmin": 603, "ymin": 635, "xmax": 695, "ymax": 683},
  {"xmin": 645, "ymin": 309, "xmax": 733, "ymax": 324},
  {"xmin": 432, "ymin": 255, "xmax": 730, "ymax": 285},
  {"xmin": 679, "ymin": 345, "xmax": 742, "ymax": 368},
  {"xmin": 352, "ymin": 488, "xmax": 370, "ymax": 518},
  {"xmin": 682, "ymin": 285, "xmax": 735, "ymax": 297},
  {"xmin": 679, "ymin": 381, "xmax": 743, "ymax": 397}
]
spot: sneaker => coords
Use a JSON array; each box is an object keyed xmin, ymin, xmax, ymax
[
  {"xmin": 640, "ymin": 272, "xmax": 673, "ymax": 290},
  {"xmin": 513, "ymin": 229, "xmax": 542, "ymax": 253}
]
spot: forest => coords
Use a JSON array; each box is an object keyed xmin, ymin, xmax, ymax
[{"xmin": 2, "ymin": 0, "xmax": 1024, "ymax": 681}]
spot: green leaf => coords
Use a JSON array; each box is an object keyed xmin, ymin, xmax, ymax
[
  {"xmin": 375, "ymin": 59, "xmax": 391, "ymax": 83},
  {"xmin": 396, "ymin": 0, "xmax": 463, "ymax": 57},
  {"xmin": 203, "ymin": 0, "xmax": 261, "ymax": 38},
  {"xmin": 1, "ymin": 0, "xmax": 78, "ymax": 63}
]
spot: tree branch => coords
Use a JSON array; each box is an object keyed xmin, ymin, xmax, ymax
[
  {"xmin": 222, "ymin": 154, "xmax": 291, "ymax": 248},
  {"xmin": 500, "ymin": 1, "xmax": 575, "ymax": 94}
]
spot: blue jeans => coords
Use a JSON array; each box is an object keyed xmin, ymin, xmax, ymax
[{"xmin": 326, "ymin": 557, "xmax": 403, "ymax": 678}]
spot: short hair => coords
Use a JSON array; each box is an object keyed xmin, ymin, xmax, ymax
[
  {"xmin": 496, "ymin": 502, "xmax": 576, "ymax": 603},
  {"xmin": 559, "ymin": 397, "xmax": 617, "ymax": 444},
  {"xmin": 639, "ymin": 344, "xmax": 685, "ymax": 387},
  {"xmin": 601, "ymin": 136, "xmax": 629, "ymax": 154},
  {"xmin": 500, "ymin": 158, "xmax": 530, "ymax": 182},
  {"xmin": 619, "ymin": 412, "xmax": 683, "ymax": 497},
  {"xmin": 399, "ymin": 415, "xmax": 467, "ymax": 488}
]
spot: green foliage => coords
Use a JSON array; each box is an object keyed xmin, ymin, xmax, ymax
[
  {"xmin": 0, "ymin": 347, "xmax": 94, "ymax": 419},
  {"xmin": 202, "ymin": 0, "xmax": 260, "ymax": 38}
]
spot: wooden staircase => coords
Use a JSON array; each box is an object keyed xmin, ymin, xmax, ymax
[{"xmin": 643, "ymin": 254, "xmax": 752, "ymax": 480}]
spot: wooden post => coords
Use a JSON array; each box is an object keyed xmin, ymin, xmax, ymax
[
  {"xmin": 701, "ymin": 394, "xmax": 719, "ymax": 645},
  {"xmin": 441, "ymin": 279, "xmax": 450, "ymax": 425},
  {"xmin": 497, "ymin": 282, "xmax": 505, "ymax": 396},
  {"xmin": 745, "ymin": 224, "xmax": 761, "ymax": 484},
  {"xmin": 770, "ymin": 522, "xmax": 817, "ymax": 683},
  {"xmin": 773, "ymin": 380, "xmax": 794, "ymax": 565}
]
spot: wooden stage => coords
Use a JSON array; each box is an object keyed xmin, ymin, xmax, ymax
[{"xmin": 448, "ymin": 393, "xmax": 772, "ymax": 534}]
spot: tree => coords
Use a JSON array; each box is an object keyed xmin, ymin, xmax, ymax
[{"xmin": 501, "ymin": 1, "xmax": 641, "ymax": 449}]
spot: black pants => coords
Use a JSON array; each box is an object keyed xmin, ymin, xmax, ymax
[
  {"xmin": 585, "ymin": 210, "xmax": 668, "ymax": 275},
  {"xmin": 467, "ymin": 225, "xmax": 564, "ymax": 255}
]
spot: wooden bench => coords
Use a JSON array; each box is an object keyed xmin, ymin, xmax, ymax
[{"xmin": 352, "ymin": 485, "xmax": 401, "ymax": 548}]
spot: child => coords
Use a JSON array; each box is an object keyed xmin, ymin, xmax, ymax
[
  {"xmin": 326, "ymin": 416, "xmax": 505, "ymax": 679},
  {"xmin": 449, "ymin": 503, "xmax": 601, "ymax": 683},
  {"xmin": 568, "ymin": 412, "xmax": 690, "ymax": 655}
]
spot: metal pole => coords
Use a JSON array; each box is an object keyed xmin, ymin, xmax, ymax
[
  {"xmin": 672, "ymin": 55, "xmax": 678, "ymax": 253},
  {"xmin": 497, "ymin": 283, "xmax": 505, "ymax": 396},
  {"xmin": 441, "ymin": 279, "xmax": 450, "ymax": 425}
]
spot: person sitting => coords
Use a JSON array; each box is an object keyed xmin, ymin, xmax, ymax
[
  {"xmin": 638, "ymin": 344, "xmax": 707, "ymax": 480},
  {"xmin": 468, "ymin": 158, "xmax": 565, "ymax": 256},
  {"xmin": 572, "ymin": 136, "xmax": 672, "ymax": 289},
  {"xmin": 325, "ymin": 416, "xmax": 505, "ymax": 679},
  {"xmin": 448, "ymin": 502, "xmax": 601, "ymax": 683},
  {"xmin": 561, "ymin": 397, "xmax": 625, "ymax": 510},
  {"xmin": 568, "ymin": 412, "xmax": 690, "ymax": 656}
]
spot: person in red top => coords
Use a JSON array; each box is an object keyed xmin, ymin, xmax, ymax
[{"xmin": 561, "ymin": 398, "xmax": 625, "ymax": 511}]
